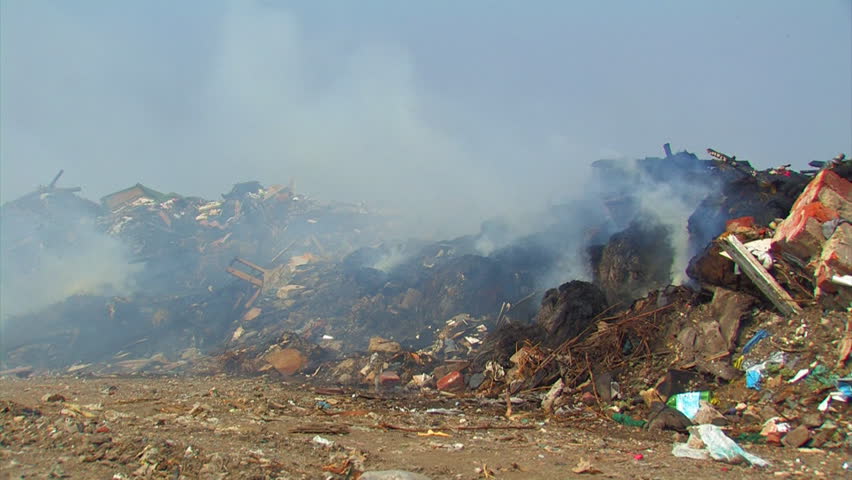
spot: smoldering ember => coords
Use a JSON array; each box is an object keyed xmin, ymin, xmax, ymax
[{"xmin": 1, "ymin": 146, "xmax": 851, "ymax": 479}]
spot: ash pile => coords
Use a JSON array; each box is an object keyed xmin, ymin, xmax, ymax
[{"xmin": 2, "ymin": 148, "xmax": 851, "ymax": 452}]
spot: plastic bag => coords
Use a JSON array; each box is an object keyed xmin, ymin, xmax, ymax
[
  {"xmin": 612, "ymin": 413, "xmax": 646, "ymax": 428},
  {"xmin": 672, "ymin": 424, "xmax": 769, "ymax": 467},
  {"xmin": 666, "ymin": 391, "xmax": 711, "ymax": 419}
]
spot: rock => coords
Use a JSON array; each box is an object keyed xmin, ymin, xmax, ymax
[
  {"xmin": 379, "ymin": 370, "xmax": 400, "ymax": 386},
  {"xmin": 677, "ymin": 288, "xmax": 754, "ymax": 381},
  {"xmin": 801, "ymin": 413, "xmax": 823, "ymax": 428},
  {"xmin": 741, "ymin": 405, "xmax": 762, "ymax": 425},
  {"xmin": 646, "ymin": 402, "xmax": 692, "ymax": 433},
  {"xmin": 369, "ymin": 337, "xmax": 402, "ymax": 354},
  {"xmin": 265, "ymin": 348, "xmax": 307, "ymax": 375},
  {"xmin": 360, "ymin": 471, "xmax": 431, "ymax": 480},
  {"xmin": 431, "ymin": 362, "xmax": 468, "ymax": 381},
  {"xmin": 809, "ymin": 431, "xmax": 829, "ymax": 448},
  {"xmin": 782, "ymin": 425, "xmax": 811, "ymax": 448},
  {"xmin": 467, "ymin": 373, "xmax": 485, "ymax": 390},
  {"xmin": 41, "ymin": 393, "xmax": 66, "ymax": 403},
  {"xmin": 334, "ymin": 358, "xmax": 357, "ymax": 373},
  {"xmin": 814, "ymin": 222, "xmax": 852, "ymax": 308},
  {"xmin": 436, "ymin": 371, "xmax": 464, "ymax": 392},
  {"xmin": 760, "ymin": 405, "xmax": 782, "ymax": 422},
  {"xmin": 810, "ymin": 423, "xmax": 837, "ymax": 448},
  {"xmin": 692, "ymin": 402, "xmax": 728, "ymax": 426},
  {"xmin": 88, "ymin": 434, "xmax": 112, "ymax": 445}
]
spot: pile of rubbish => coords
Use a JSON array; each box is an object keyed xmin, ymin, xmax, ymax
[{"xmin": 2, "ymin": 147, "xmax": 851, "ymax": 461}]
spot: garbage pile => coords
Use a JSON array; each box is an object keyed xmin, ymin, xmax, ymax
[
  {"xmin": 100, "ymin": 180, "xmax": 388, "ymax": 296},
  {"xmin": 1, "ymin": 175, "xmax": 392, "ymax": 369},
  {"xmin": 2, "ymin": 148, "xmax": 851, "ymax": 460}
]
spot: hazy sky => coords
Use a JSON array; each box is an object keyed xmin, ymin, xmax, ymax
[{"xmin": 1, "ymin": 0, "xmax": 850, "ymax": 235}]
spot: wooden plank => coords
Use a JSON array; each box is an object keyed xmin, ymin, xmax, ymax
[
  {"xmin": 226, "ymin": 267, "xmax": 264, "ymax": 287},
  {"xmin": 721, "ymin": 235, "xmax": 802, "ymax": 317},
  {"xmin": 233, "ymin": 257, "xmax": 268, "ymax": 274},
  {"xmin": 48, "ymin": 169, "xmax": 64, "ymax": 188}
]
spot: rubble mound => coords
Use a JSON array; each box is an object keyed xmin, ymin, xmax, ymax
[
  {"xmin": 535, "ymin": 281, "xmax": 608, "ymax": 347},
  {"xmin": 594, "ymin": 217, "xmax": 673, "ymax": 305},
  {"xmin": 687, "ymin": 164, "xmax": 810, "ymax": 254}
]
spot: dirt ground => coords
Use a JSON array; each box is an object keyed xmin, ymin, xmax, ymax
[{"xmin": 1, "ymin": 376, "xmax": 849, "ymax": 480}]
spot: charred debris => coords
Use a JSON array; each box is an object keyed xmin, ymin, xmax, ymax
[{"xmin": 2, "ymin": 147, "xmax": 851, "ymax": 448}]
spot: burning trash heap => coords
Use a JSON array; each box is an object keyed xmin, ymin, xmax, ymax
[{"xmin": 2, "ymin": 147, "xmax": 851, "ymax": 454}]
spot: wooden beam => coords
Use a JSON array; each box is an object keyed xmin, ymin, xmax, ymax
[
  {"xmin": 232, "ymin": 257, "xmax": 269, "ymax": 275},
  {"xmin": 721, "ymin": 235, "xmax": 802, "ymax": 317},
  {"xmin": 49, "ymin": 169, "xmax": 64, "ymax": 188},
  {"xmin": 226, "ymin": 266, "xmax": 264, "ymax": 287}
]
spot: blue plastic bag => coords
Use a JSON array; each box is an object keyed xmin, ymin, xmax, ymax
[{"xmin": 746, "ymin": 368, "xmax": 762, "ymax": 390}]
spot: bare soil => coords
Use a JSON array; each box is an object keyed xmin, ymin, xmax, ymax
[{"xmin": 1, "ymin": 376, "xmax": 848, "ymax": 479}]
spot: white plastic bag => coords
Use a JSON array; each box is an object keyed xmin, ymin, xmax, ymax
[{"xmin": 672, "ymin": 424, "xmax": 769, "ymax": 467}]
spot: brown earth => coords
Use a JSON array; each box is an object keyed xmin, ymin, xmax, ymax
[{"xmin": 1, "ymin": 376, "xmax": 848, "ymax": 480}]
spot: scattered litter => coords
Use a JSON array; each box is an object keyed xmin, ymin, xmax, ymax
[
  {"xmin": 760, "ymin": 417, "xmax": 791, "ymax": 437},
  {"xmin": 360, "ymin": 471, "xmax": 432, "ymax": 480},
  {"xmin": 818, "ymin": 391, "xmax": 849, "ymax": 412},
  {"xmin": 572, "ymin": 458, "xmax": 602, "ymax": 474},
  {"xmin": 746, "ymin": 368, "xmax": 763, "ymax": 390},
  {"xmin": 788, "ymin": 368, "xmax": 810, "ymax": 384},
  {"xmin": 612, "ymin": 413, "xmax": 646, "ymax": 428},
  {"xmin": 672, "ymin": 424, "xmax": 769, "ymax": 467},
  {"xmin": 425, "ymin": 408, "xmax": 463, "ymax": 415},
  {"xmin": 836, "ymin": 378, "xmax": 852, "ymax": 397},
  {"xmin": 667, "ymin": 391, "xmax": 711, "ymax": 420},
  {"xmin": 311, "ymin": 435, "xmax": 334, "ymax": 447},
  {"xmin": 742, "ymin": 329, "xmax": 770, "ymax": 354}
]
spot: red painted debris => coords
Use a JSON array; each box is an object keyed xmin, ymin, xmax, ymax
[
  {"xmin": 436, "ymin": 371, "xmax": 465, "ymax": 392},
  {"xmin": 815, "ymin": 222, "xmax": 852, "ymax": 298},
  {"xmin": 789, "ymin": 169, "xmax": 851, "ymax": 210},
  {"xmin": 773, "ymin": 169, "xmax": 850, "ymax": 263},
  {"xmin": 725, "ymin": 216, "xmax": 755, "ymax": 233},
  {"xmin": 765, "ymin": 431, "xmax": 783, "ymax": 445},
  {"xmin": 633, "ymin": 453, "xmax": 644, "ymax": 461}
]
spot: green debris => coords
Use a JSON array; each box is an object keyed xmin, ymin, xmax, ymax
[
  {"xmin": 735, "ymin": 432, "xmax": 765, "ymax": 444},
  {"xmin": 612, "ymin": 413, "xmax": 646, "ymax": 428},
  {"xmin": 809, "ymin": 365, "xmax": 839, "ymax": 387}
]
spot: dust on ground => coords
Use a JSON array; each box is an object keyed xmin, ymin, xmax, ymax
[{"xmin": 1, "ymin": 375, "xmax": 847, "ymax": 480}]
